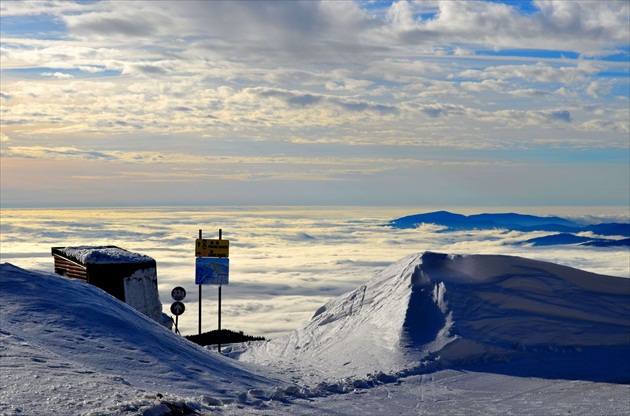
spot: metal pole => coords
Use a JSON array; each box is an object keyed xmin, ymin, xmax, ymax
[
  {"xmin": 198, "ymin": 229, "xmax": 202, "ymax": 336},
  {"xmin": 218, "ymin": 285, "xmax": 222, "ymax": 353},
  {"xmin": 218, "ymin": 228, "xmax": 222, "ymax": 353}
]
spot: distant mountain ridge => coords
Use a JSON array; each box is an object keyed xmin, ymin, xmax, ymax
[
  {"xmin": 388, "ymin": 211, "xmax": 629, "ymax": 247},
  {"xmin": 522, "ymin": 234, "xmax": 630, "ymax": 247}
]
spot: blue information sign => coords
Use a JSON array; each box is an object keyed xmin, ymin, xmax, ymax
[{"xmin": 195, "ymin": 257, "xmax": 229, "ymax": 285}]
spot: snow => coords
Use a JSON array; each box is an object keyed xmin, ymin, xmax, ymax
[
  {"xmin": 232, "ymin": 252, "xmax": 630, "ymax": 381},
  {"xmin": 58, "ymin": 246, "xmax": 154, "ymax": 265},
  {"xmin": 123, "ymin": 267, "xmax": 163, "ymax": 324},
  {"xmin": 2, "ymin": 252, "xmax": 630, "ymax": 415},
  {"xmin": 0, "ymin": 263, "xmax": 288, "ymax": 415}
]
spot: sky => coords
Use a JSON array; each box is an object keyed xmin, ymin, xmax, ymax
[{"xmin": 1, "ymin": 0, "xmax": 629, "ymax": 208}]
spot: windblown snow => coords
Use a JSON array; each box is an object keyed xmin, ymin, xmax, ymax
[
  {"xmin": 1, "ymin": 252, "xmax": 629, "ymax": 415},
  {"xmin": 233, "ymin": 252, "xmax": 630, "ymax": 381}
]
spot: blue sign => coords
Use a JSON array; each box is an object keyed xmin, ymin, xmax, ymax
[{"xmin": 195, "ymin": 257, "xmax": 229, "ymax": 285}]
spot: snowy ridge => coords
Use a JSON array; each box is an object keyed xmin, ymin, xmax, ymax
[{"xmin": 235, "ymin": 252, "xmax": 630, "ymax": 380}]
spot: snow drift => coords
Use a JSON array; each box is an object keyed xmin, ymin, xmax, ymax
[
  {"xmin": 235, "ymin": 252, "xmax": 630, "ymax": 379},
  {"xmin": 0, "ymin": 263, "xmax": 289, "ymax": 414},
  {"xmin": 2, "ymin": 252, "xmax": 629, "ymax": 415}
]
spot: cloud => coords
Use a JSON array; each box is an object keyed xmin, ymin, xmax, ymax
[
  {"xmin": 2, "ymin": 145, "xmax": 523, "ymax": 169},
  {"xmin": 121, "ymin": 62, "xmax": 171, "ymax": 76},
  {"xmin": 508, "ymin": 89, "xmax": 549, "ymax": 97},
  {"xmin": 3, "ymin": 207, "xmax": 629, "ymax": 337},
  {"xmin": 256, "ymin": 89, "xmax": 323, "ymax": 107},
  {"xmin": 386, "ymin": 0, "xmax": 628, "ymax": 56},
  {"xmin": 418, "ymin": 103, "xmax": 466, "ymax": 118},
  {"xmin": 1, "ymin": 1, "xmax": 627, "ymax": 207},
  {"xmin": 63, "ymin": 3, "xmax": 170, "ymax": 39},
  {"xmin": 585, "ymin": 80, "xmax": 612, "ymax": 99},
  {"xmin": 0, "ymin": 0, "xmax": 98, "ymax": 17},
  {"xmin": 459, "ymin": 62, "xmax": 600, "ymax": 84},
  {"xmin": 7, "ymin": 1, "xmax": 627, "ymax": 57},
  {"xmin": 3, "ymin": 146, "xmax": 117, "ymax": 160},
  {"xmin": 42, "ymin": 72, "xmax": 74, "ymax": 79},
  {"xmin": 251, "ymin": 87, "xmax": 397, "ymax": 115},
  {"xmin": 460, "ymin": 79, "xmax": 510, "ymax": 93},
  {"xmin": 533, "ymin": 0, "xmax": 629, "ymax": 54}
]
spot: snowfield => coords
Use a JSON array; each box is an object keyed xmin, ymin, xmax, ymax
[
  {"xmin": 232, "ymin": 252, "xmax": 630, "ymax": 381},
  {"xmin": 1, "ymin": 252, "xmax": 629, "ymax": 415}
]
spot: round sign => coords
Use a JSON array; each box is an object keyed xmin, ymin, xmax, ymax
[
  {"xmin": 171, "ymin": 286, "xmax": 186, "ymax": 301},
  {"xmin": 170, "ymin": 301, "xmax": 185, "ymax": 316}
]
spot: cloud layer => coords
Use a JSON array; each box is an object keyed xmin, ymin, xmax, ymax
[{"xmin": 1, "ymin": 206, "xmax": 628, "ymax": 338}]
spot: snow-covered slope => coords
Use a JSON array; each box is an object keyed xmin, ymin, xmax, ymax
[
  {"xmin": 235, "ymin": 252, "xmax": 630, "ymax": 380},
  {"xmin": 0, "ymin": 263, "xmax": 291, "ymax": 415},
  {"xmin": 2, "ymin": 253, "xmax": 629, "ymax": 415}
]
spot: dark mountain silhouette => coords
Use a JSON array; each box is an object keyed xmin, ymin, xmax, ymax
[
  {"xmin": 582, "ymin": 238, "xmax": 630, "ymax": 247},
  {"xmin": 520, "ymin": 233, "xmax": 629, "ymax": 247},
  {"xmin": 468, "ymin": 212, "xmax": 577, "ymax": 227},
  {"xmin": 388, "ymin": 211, "xmax": 629, "ymax": 246},
  {"xmin": 389, "ymin": 211, "xmax": 580, "ymax": 231},
  {"xmin": 522, "ymin": 233, "xmax": 592, "ymax": 246},
  {"xmin": 584, "ymin": 223, "xmax": 630, "ymax": 237}
]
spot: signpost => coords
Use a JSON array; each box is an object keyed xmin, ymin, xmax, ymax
[
  {"xmin": 170, "ymin": 287, "xmax": 186, "ymax": 334},
  {"xmin": 171, "ymin": 286, "xmax": 186, "ymax": 302},
  {"xmin": 195, "ymin": 239, "xmax": 229, "ymax": 257},
  {"xmin": 196, "ymin": 229, "xmax": 229, "ymax": 353},
  {"xmin": 195, "ymin": 257, "xmax": 229, "ymax": 285},
  {"xmin": 170, "ymin": 301, "xmax": 185, "ymax": 315}
]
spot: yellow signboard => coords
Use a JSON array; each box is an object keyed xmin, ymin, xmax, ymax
[{"xmin": 195, "ymin": 239, "xmax": 229, "ymax": 257}]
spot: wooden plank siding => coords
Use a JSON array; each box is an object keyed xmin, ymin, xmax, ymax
[{"xmin": 52, "ymin": 255, "xmax": 88, "ymax": 282}]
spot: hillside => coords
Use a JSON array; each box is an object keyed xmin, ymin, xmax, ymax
[
  {"xmin": 0, "ymin": 263, "xmax": 290, "ymax": 414},
  {"xmin": 234, "ymin": 252, "xmax": 630, "ymax": 382},
  {"xmin": 2, "ymin": 253, "xmax": 629, "ymax": 415}
]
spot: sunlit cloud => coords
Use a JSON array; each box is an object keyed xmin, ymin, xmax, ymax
[{"xmin": 0, "ymin": 0, "xmax": 628, "ymax": 207}]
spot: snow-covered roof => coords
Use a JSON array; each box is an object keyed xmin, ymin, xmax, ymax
[{"xmin": 53, "ymin": 246, "xmax": 154, "ymax": 265}]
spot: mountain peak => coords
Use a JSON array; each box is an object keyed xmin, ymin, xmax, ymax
[{"xmin": 237, "ymin": 252, "xmax": 630, "ymax": 379}]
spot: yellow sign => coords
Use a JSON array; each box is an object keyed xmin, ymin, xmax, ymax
[{"xmin": 195, "ymin": 239, "xmax": 229, "ymax": 257}]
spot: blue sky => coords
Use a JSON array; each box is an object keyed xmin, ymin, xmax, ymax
[{"xmin": 1, "ymin": 0, "xmax": 628, "ymax": 207}]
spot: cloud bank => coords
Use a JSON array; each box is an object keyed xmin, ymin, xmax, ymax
[{"xmin": 1, "ymin": 206, "xmax": 627, "ymax": 339}]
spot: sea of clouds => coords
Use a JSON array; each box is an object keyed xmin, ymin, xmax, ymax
[{"xmin": 1, "ymin": 206, "xmax": 628, "ymax": 339}]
